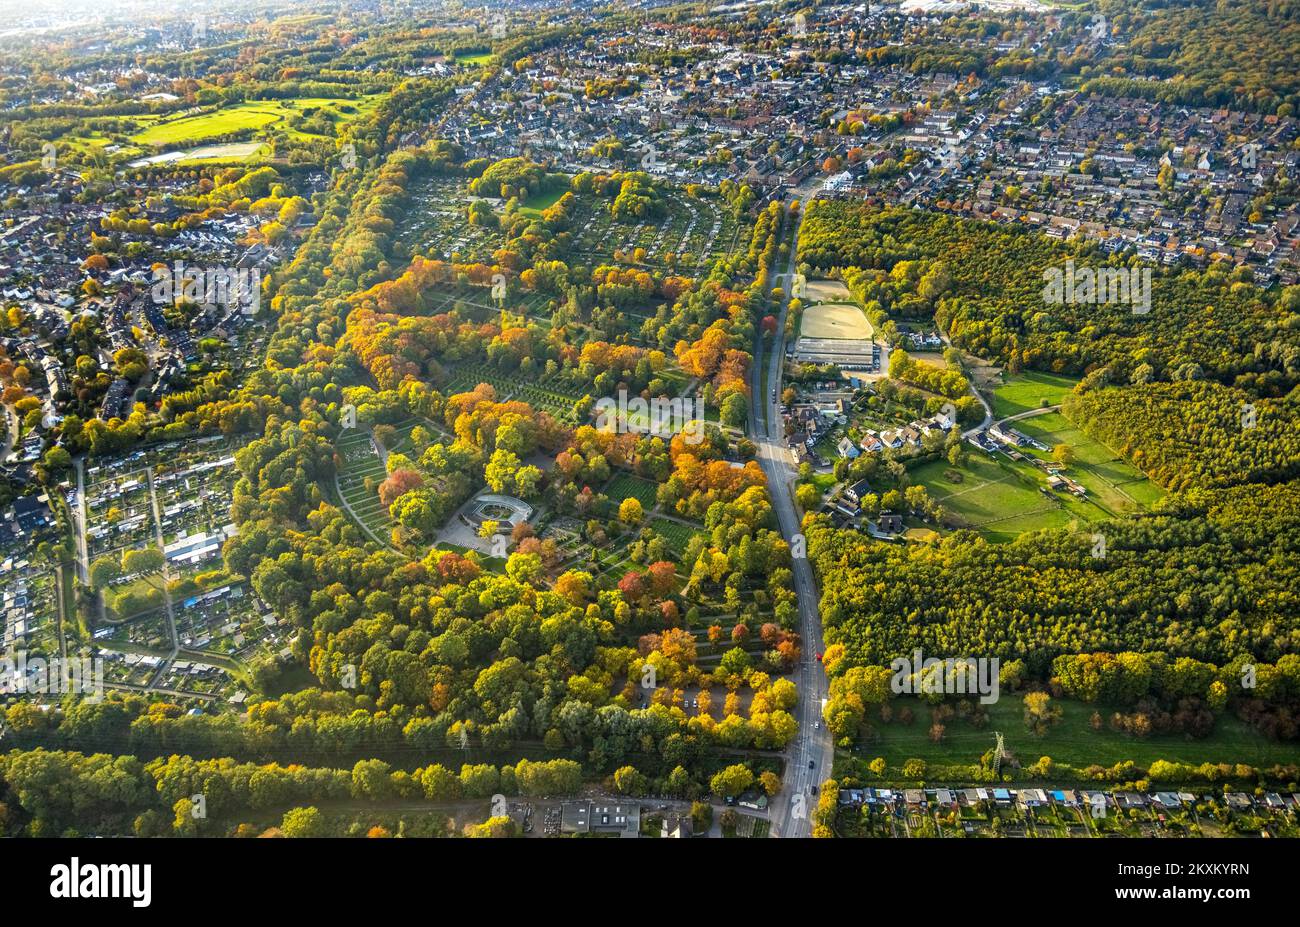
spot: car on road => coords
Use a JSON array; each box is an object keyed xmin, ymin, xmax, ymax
[
  {"xmin": 815, "ymin": 652, "xmax": 822, "ymax": 662},
  {"xmin": 814, "ymin": 721, "xmax": 820, "ymax": 730},
  {"xmin": 808, "ymin": 760, "xmax": 815, "ymax": 769}
]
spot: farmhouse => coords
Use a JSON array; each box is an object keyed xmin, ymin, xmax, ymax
[{"xmin": 876, "ymin": 512, "xmax": 904, "ymax": 534}]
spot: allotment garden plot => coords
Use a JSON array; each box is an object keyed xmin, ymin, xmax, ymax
[
  {"xmin": 152, "ymin": 436, "xmax": 245, "ymax": 576},
  {"xmin": 0, "ymin": 557, "xmax": 60, "ymax": 667},
  {"xmin": 83, "ymin": 436, "xmax": 289, "ymax": 692},
  {"xmin": 84, "ymin": 462, "xmax": 158, "ymax": 563},
  {"xmin": 85, "ymin": 436, "xmax": 249, "ymax": 596}
]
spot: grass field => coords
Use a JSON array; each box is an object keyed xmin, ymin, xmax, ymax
[
  {"xmin": 842, "ymin": 695, "xmax": 1300, "ymax": 772},
  {"xmin": 518, "ymin": 187, "xmax": 566, "ymax": 217},
  {"xmin": 916, "ymin": 444, "xmax": 1160, "ymax": 542},
  {"xmin": 916, "ymin": 387, "xmax": 1164, "ymax": 540},
  {"xmin": 1012, "ymin": 411, "xmax": 1165, "ymax": 513},
  {"xmin": 104, "ymin": 574, "xmax": 168, "ymax": 621},
  {"xmin": 991, "ymin": 371, "xmax": 1079, "ymax": 419},
  {"xmin": 132, "ymin": 106, "xmax": 282, "ymax": 146},
  {"xmin": 912, "ymin": 453, "xmax": 1077, "ymax": 540},
  {"xmin": 130, "ymin": 96, "xmax": 380, "ymax": 148}
]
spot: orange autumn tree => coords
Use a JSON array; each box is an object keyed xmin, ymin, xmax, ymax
[
  {"xmin": 378, "ymin": 469, "xmax": 425, "ymax": 507},
  {"xmin": 674, "ymin": 294, "xmax": 752, "ymax": 406},
  {"xmin": 443, "ymin": 383, "xmax": 568, "ymax": 454},
  {"xmin": 344, "ymin": 306, "xmax": 498, "ymax": 389},
  {"xmin": 351, "ymin": 254, "xmax": 505, "ymax": 314}
]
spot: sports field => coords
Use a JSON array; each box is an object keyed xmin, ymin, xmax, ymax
[
  {"xmin": 802, "ymin": 279, "xmax": 852, "ymax": 302},
  {"xmin": 799, "ymin": 302, "xmax": 873, "ymax": 340}
]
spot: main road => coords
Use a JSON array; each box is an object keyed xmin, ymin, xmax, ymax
[{"xmin": 747, "ymin": 203, "xmax": 833, "ymax": 838}]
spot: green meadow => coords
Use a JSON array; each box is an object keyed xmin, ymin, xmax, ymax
[
  {"xmin": 991, "ymin": 371, "xmax": 1079, "ymax": 419},
  {"xmin": 839, "ymin": 695, "xmax": 1300, "ymax": 773},
  {"xmin": 129, "ymin": 96, "xmax": 382, "ymax": 149}
]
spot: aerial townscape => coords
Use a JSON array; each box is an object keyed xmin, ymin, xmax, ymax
[{"xmin": 0, "ymin": 0, "xmax": 1297, "ymax": 870}]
